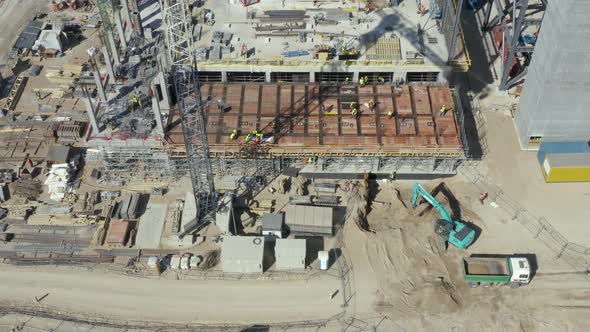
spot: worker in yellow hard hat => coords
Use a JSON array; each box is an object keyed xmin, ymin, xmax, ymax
[
  {"xmin": 378, "ymin": 76, "xmax": 385, "ymax": 84},
  {"xmin": 351, "ymin": 107, "xmax": 358, "ymax": 118},
  {"xmin": 387, "ymin": 110, "xmax": 394, "ymax": 118},
  {"xmin": 440, "ymin": 105, "xmax": 448, "ymax": 116},
  {"xmin": 368, "ymin": 100, "xmax": 375, "ymax": 110},
  {"xmin": 245, "ymin": 133, "xmax": 252, "ymax": 142},
  {"xmin": 230, "ymin": 129, "xmax": 238, "ymax": 140},
  {"xmin": 350, "ymin": 101, "xmax": 357, "ymax": 108},
  {"xmin": 359, "ymin": 77, "xmax": 366, "ymax": 87}
]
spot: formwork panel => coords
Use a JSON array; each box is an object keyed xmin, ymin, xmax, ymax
[
  {"xmin": 323, "ymin": 115, "xmax": 339, "ymax": 136},
  {"xmin": 308, "ymin": 119, "xmax": 321, "ymax": 134},
  {"xmin": 428, "ymin": 86, "xmax": 453, "ymax": 114},
  {"xmin": 342, "ymin": 118, "xmax": 358, "ymax": 135},
  {"xmin": 358, "ymin": 85, "xmax": 374, "ymax": 95},
  {"xmin": 293, "ymin": 85, "xmax": 306, "ymax": 115},
  {"xmin": 279, "ymin": 85, "xmax": 293, "ymax": 115},
  {"xmin": 376, "ymin": 94, "xmax": 394, "ymax": 115},
  {"xmin": 417, "ymin": 117, "xmax": 436, "ymax": 136},
  {"xmin": 395, "ymin": 86, "xmax": 413, "ymax": 115},
  {"xmin": 292, "ymin": 117, "xmax": 306, "ymax": 134},
  {"xmin": 358, "ymin": 115, "xmax": 376, "ymax": 136},
  {"xmin": 398, "ymin": 118, "xmax": 416, "ymax": 136},
  {"xmin": 436, "ymin": 115, "xmax": 459, "ymax": 137},
  {"xmin": 376, "ymin": 85, "xmax": 393, "ymax": 95},
  {"xmin": 261, "ymin": 85, "xmax": 278, "ymax": 116},
  {"xmin": 225, "ymin": 84, "xmax": 243, "ymax": 115},
  {"xmin": 241, "ymin": 115, "xmax": 258, "ymax": 132},
  {"xmin": 243, "ymin": 85, "xmax": 260, "ymax": 114},
  {"xmin": 411, "ymin": 86, "xmax": 431, "ymax": 115},
  {"xmin": 323, "ymin": 96, "xmax": 339, "ymax": 114},
  {"xmin": 379, "ymin": 116, "xmax": 397, "ymax": 136},
  {"xmin": 169, "ymin": 83, "xmax": 464, "ymax": 157}
]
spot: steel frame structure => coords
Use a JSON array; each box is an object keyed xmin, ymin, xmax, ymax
[
  {"xmin": 481, "ymin": 0, "xmax": 547, "ymax": 90},
  {"xmin": 163, "ymin": 0, "xmax": 217, "ymax": 224}
]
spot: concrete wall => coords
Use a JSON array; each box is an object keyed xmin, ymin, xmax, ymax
[{"xmin": 516, "ymin": 0, "xmax": 590, "ymax": 149}]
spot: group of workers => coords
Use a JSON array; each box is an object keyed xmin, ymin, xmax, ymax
[
  {"xmin": 229, "ymin": 129, "xmax": 265, "ymax": 143},
  {"xmin": 348, "ymin": 102, "xmax": 449, "ymax": 119},
  {"xmin": 358, "ymin": 76, "xmax": 386, "ymax": 87}
]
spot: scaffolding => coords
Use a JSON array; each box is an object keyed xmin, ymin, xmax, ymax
[
  {"xmin": 163, "ymin": 0, "xmax": 217, "ymax": 224},
  {"xmin": 87, "ymin": 146, "xmax": 178, "ymax": 182},
  {"xmin": 481, "ymin": 0, "xmax": 547, "ymax": 90}
]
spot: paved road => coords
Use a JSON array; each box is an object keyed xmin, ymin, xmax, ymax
[{"xmin": 0, "ymin": 265, "xmax": 342, "ymax": 324}]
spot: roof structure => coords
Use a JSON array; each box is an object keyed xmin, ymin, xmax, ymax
[
  {"xmin": 14, "ymin": 20, "xmax": 44, "ymax": 49},
  {"xmin": 221, "ymin": 236, "xmax": 265, "ymax": 273},
  {"xmin": 262, "ymin": 213, "xmax": 283, "ymax": 232},
  {"xmin": 167, "ymin": 83, "xmax": 464, "ymax": 157},
  {"xmin": 285, "ymin": 205, "xmax": 333, "ymax": 236},
  {"xmin": 275, "ymin": 238, "xmax": 306, "ymax": 271},
  {"xmin": 46, "ymin": 145, "xmax": 70, "ymax": 164}
]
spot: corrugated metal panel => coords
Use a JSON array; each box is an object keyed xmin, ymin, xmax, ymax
[
  {"xmin": 285, "ymin": 205, "xmax": 333, "ymax": 236},
  {"xmin": 221, "ymin": 236, "xmax": 264, "ymax": 273},
  {"xmin": 542, "ymin": 153, "xmax": 590, "ymax": 183},
  {"xmin": 275, "ymin": 239, "xmax": 306, "ymax": 270},
  {"xmin": 537, "ymin": 141, "xmax": 590, "ymax": 164}
]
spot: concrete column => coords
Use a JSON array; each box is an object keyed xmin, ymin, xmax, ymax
[
  {"xmin": 265, "ymin": 71, "xmax": 272, "ymax": 83},
  {"xmin": 309, "ymin": 72, "xmax": 315, "ymax": 83},
  {"xmin": 120, "ymin": 0, "xmax": 133, "ymax": 37},
  {"xmin": 102, "ymin": 46, "xmax": 116, "ymax": 85},
  {"xmin": 352, "ymin": 72, "xmax": 360, "ymax": 82},
  {"xmin": 106, "ymin": 32, "xmax": 120, "ymax": 65},
  {"xmin": 83, "ymin": 93, "xmax": 100, "ymax": 134},
  {"xmin": 114, "ymin": 10, "xmax": 128, "ymax": 49},
  {"xmin": 92, "ymin": 65, "xmax": 107, "ymax": 101},
  {"xmin": 221, "ymin": 71, "xmax": 227, "ymax": 83},
  {"xmin": 152, "ymin": 96, "xmax": 166, "ymax": 137},
  {"xmin": 157, "ymin": 72, "xmax": 171, "ymax": 110}
]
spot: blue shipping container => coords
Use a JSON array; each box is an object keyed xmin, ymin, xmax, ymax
[{"xmin": 537, "ymin": 141, "xmax": 590, "ymax": 165}]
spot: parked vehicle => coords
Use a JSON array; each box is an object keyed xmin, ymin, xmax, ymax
[{"xmin": 462, "ymin": 255, "xmax": 531, "ymax": 288}]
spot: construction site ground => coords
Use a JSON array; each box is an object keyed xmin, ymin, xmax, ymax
[
  {"xmin": 1, "ymin": 2, "xmax": 590, "ymax": 332},
  {"xmin": 2, "ymin": 161, "xmax": 590, "ymax": 331}
]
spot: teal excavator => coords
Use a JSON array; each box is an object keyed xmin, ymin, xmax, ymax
[{"xmin": 411, "ymin": 183, "xmax": 476, "ymax": 249}]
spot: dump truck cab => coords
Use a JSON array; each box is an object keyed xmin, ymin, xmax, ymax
[{"xmin": 509, "ymin": 257, "xmax": 531, "ymax": 284}]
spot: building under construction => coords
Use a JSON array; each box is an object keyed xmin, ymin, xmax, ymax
[{"xmin": 83, "ymin": 0, "xmax": 472, "ymax": 187}]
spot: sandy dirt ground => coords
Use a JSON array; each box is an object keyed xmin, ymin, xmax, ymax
[
  {"xmin": 0, "ymin": 264, "xmax": 342, "ymax": 324},
  {"xmin": 343, "ymin": 180, "xmax": 590, "ymax": 331}
]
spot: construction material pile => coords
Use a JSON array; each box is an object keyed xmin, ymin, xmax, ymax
[{"xmin": 44, "ymin": 163, "xmax": 76, "ymax": 201}]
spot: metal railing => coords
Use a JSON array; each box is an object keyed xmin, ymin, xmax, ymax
[{"xmin": 460, "ymin": 164, "xmax": 590, "ymax": 273}]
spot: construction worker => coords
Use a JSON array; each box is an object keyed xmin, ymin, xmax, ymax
[
  {"xmin": 240, "ymin": 44, "xmax": 247, "ymax": 58},
  {"xmin": 230, "ymin": 129, "xmax": 238, "ymax": 140},
  {"xmin": 359, "ymin": 77, "xmax": 366, "ymax": 87},
  {"xmin": 479, "ymin": 192, "xmax": 488, "ymax": 205},
  {"xmin": 378, "ymin": 76, "xmax": 385, "ymax": 84},
  {"xmin": 368, "ymin": 100, "xmax": 375, "ymax": 110},
  {"xmin": 387, "ymin": 110, "xmax": 394, "ymax": 118},
  {"xmin": 350, "ymin": 101, "xmax": 357, "ymax": 109},
  {"xmin": 131, "ymin": 94, "xmax": 141, "ymax": 112},
  {"xmin": 245, "ymin": 133, "xmax": 252, "ymax": 142},
  {"xmin": 418, "ymin": 3, "xmax": 426, "ymax": 16},
  {"xmin": 351, "ymin": 107, "xmax": 358, "ymax": 118},
  {"xmin": 256, "ymin": 131, "xmax": 264, "ymax": 141},
  {"xmin": 345, "ymin": 77, "xmax": 350, "ymax": 84},
  {"xmin": 439, "ymin": 104, "xmax": 448, "ymax": 116}
]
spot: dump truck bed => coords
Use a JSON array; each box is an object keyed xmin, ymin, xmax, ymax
[{"xmin": 463, "ymin": 257, "xmax": 510, "ymax": 276}]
